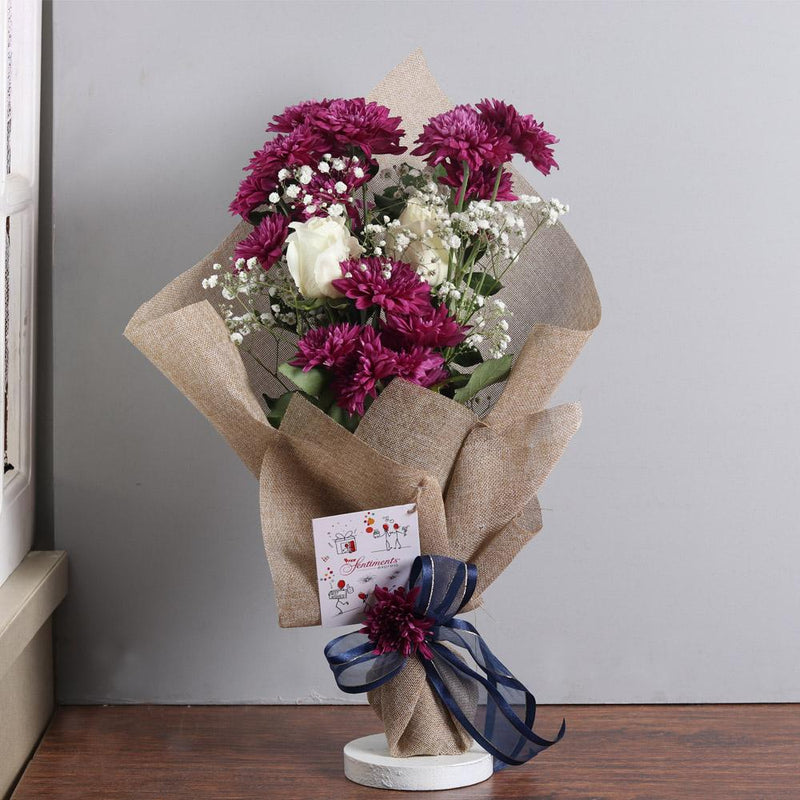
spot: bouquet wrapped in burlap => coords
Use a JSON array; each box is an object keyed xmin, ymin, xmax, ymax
[{"xmin": 124, "ymin": 51, "xmax": 600, "ymax": 757}]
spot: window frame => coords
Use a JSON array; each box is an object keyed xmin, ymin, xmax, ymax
[{"xmin": 0, "ymin": 0, "xmax": 41, "ymax": 586}]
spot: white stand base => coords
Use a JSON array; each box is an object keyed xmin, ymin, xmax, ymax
[{"xmin": 343, "ymin": 734, "xmax": 493, "ymax": 791}]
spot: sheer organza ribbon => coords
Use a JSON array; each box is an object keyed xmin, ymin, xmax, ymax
[{"xmin": 324, "ymin": 554, "xmax": 565, "ymax": 769}]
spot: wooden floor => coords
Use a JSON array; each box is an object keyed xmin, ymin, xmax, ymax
[{"xmin": 11, "ymin": 704, "xmax": 800, "ymax": 799}]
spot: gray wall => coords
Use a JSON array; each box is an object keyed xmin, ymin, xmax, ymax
[{"xmin": 49, "ymin": 1, "xmax": 800, "ymax": 703}]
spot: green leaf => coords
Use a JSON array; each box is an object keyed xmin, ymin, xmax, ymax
[
  {"xmin": 400, "ymin": 173, "xmax": 426, "ymax": 190},
  {"xmin": 465, "ymin": 272, "xmax": 503, "ymax": 296},
  {"xmin": 432, "ymin": 371, "xmax": 470, "ymax": 397},
  {"xmin": 277, "ymin": 363, "xmax": 328, "ymax": 398},
  {"xmin": 453, "ymin": 354, "xmax": 513, "ymax": 404},
  {"xmin": 247, "ymin": 210, "xmax": 269, "ymax": 227},
  {"xmin": 315, "ymin": 386, "xmax": 336, "ymax": 411},
  {"xmin": 263, "ymin": 391, "xmax": 293, "ymax": 429},
  {"xmin": 373, "ymin": 191, "xmax": 406, "ymax": 221},
  {"xmin": 452, "ymin": 349, "xmax": 484, "ymax": 368},
  {"xmin": 445, "ymin": 372, "xmax": 471, "ymax": 387},
  {"xmin": 464, "ymin": 240, "xmax": 488, "ymax": 264},
  {"xmin": 328, "ymin": 403, "xmax": 360, "ymax": 432}
]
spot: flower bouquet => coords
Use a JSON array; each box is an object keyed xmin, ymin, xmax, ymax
[{"xmin": 125, "ymin": 51, "xmax": 600, "ymax": 767}]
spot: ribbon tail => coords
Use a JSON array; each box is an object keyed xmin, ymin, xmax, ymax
[
  {"xmin": 426, "ymin": 637, "xmax": 565, "ymax": 769},
  {"xmin": 439, "ymin": 623, "xmax": 566, "ymax": 749}
]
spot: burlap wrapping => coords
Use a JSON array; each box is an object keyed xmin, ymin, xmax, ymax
[{"xmin": 124, "ymin": 51, "xmax": 600, "ymax": 756}]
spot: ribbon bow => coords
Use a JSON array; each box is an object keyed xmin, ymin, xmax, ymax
[{"xmin": 324, "ymin": 554, "xmax": 565, "ymax": 769}]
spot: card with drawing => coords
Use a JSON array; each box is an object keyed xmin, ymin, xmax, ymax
[{"xmin": 312, "ymin": 503, "xmax": 421, "ymax": 628}]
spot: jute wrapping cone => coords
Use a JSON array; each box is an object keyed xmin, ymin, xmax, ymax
[{"xmin": 124, "ymin": 51, "xmax": 600, "ymax": 756}]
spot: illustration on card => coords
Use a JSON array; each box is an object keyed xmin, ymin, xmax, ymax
[
  {"xmin": 364, "ymin": 512, "xmax": 412, "ymax": 552},
  {"xmin": 312, "ymin": 503, "xmax": 422, "ymax": 628},
  {"xmin": 328, "ymin": 579, "xmax": 354, "ymax": 615}
]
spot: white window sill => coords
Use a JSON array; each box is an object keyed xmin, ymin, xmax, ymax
[
  {"xmin": 0, "ymin": 551, "xmax": 66, "ymax": 680},
  {"xmin": 0, "ymin": 551, "xmax": 66, "ymax": 797}
]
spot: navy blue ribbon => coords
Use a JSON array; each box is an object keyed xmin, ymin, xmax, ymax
[{"xmin": 324, "ymin": 554, "xmax": 565, "ymax": 770}]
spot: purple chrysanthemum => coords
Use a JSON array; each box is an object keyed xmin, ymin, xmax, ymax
[
  {"xmin": 267, "ymin": 98, "xmax": 404, "ymax": 158},
  {"xmin": 291, "ymin": 322, "xmax": 363, "ymax": 372},
  {"xmin": 313, "ymin": 98, "xmax": 405, "ymax": 157},
  {"xmin": 246, "ymin": 124, "xmax": 327, "ymax": 179},
  {"xmin": 361, "ymin": 585, "xmax": 434, "ymax": 659},
  {"xmin": 267, "ymin": 99, "xmax": 333, "ymax": 133},
  {"xmin": 233, "ymin": 214, "xmax": 289, "ymax": 268},
  {"xmin": 333, "ymin": 327, "xmax": 398, "ymax": 416},
  {"xmin": 229, "ymin": 173, "xmax": 279, "ymax": 218},
  {"xmin": 295, "ymin": 165, "xmax": 371, "ymax": 224},
  {"xmin": 384, "ymin": 304, "xmax": 468, "ymax": 349},
  {"xmin": 231, "ymin": 124, "xmax": 327, "ymax": 219},
  {"xmin": 393, "ymin": 346, "xmax": 448, "ymax": 389},
  {"xmin": 411, "ymin": 105, "xmax": 512, "ymax": 174},
  {"xmin": 332, "ymin": 258, "xmax": 432, "ymax": 316},
  {"xmin": 476, "ymin": 98, "xmax": 558, "ymax": 176}
]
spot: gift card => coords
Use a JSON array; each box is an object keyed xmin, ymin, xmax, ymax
[{"xmin": 312, "ymin": 503, "xmax": 421, "ymax": 628}]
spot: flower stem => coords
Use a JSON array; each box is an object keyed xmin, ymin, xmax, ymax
[
  {"xmin": 456, "ymin": 161, "xmax": 470, "ymax": 211},
  {"xmin": 490, "ymin": 167, "xmax": 503, "ymax": 202},
  {"xmin": 500, "ymin": 218, "xmax": 546, "ymax": 280}
]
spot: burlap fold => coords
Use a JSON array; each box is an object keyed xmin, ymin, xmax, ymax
[
  {"xmin": 260, "ymin": 395, "xmax": 452, "ymax": 628},
  {"xmin": 368, "ymin": 652, "xmax": 475, "ymax": 756},
  {"xmin": 124, "ymin": 50, "xmax": 600, "ymax": 757}
]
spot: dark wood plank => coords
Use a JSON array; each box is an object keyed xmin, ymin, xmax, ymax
[{"xmin": 12, "ymin": 705, "xmax": 800, "ymax": 799}]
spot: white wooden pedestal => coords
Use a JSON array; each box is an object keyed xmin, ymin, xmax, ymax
[{"xmin": 343, "ymin": 734, "xmax": 493, "ymax": 791}]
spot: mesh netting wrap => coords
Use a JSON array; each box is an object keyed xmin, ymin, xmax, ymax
[{"xmin": 124, "ymin": 50, "xmax": 600, "ymax": 757}]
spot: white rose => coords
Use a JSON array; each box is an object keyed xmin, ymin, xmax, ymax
[
  {"xmin": 394, "ymin": 199, "xmax": 449, "ymax": 286},
  {"xmin": 285, "ymin": 215, "xmax": 362, "ymax": 299}
]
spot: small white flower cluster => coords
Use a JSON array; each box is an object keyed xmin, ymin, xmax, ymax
[
  {"xmin": 369, "ymin": 167, "xmax": 569, "ymax": 285},
  {"xmin": 200, "ymin": 273, "xmax": 219, "ymax": 290},
  {"xmin": 448, "ymin": 194, "xmax": 568, "ymax": 259},
  {"xmin": 542, "ymin": 197, "xmax": 569, "ymax": 226},
  {"xmin": 273, "ymin": 154, "xmax": 364, "ymax": 217},
  {"xmin": 450, "ymin": 199, "xmax": 527, "ymax": 261},
  {"xmin": 435, "ymin": 281, "xmax": 462, "ymax": 302},
  {"xmin": 205, "ymin": 260, "xmax": 271, "ymax": 343},
  {"xmin": 362, "ymin": 221, "xmax": 390, "ymax": 258},
  {"xmin": 203, "ymin": 259, "xmax": 306, "ymax": 344},
  {"xmin": 364, "ymin": 166, "xmax": 456, "ymax": 281},
  {"xmin": 223, "ymin": 307, "xmax": 271, "ymax": 345},
  {"xmin": 465, "ymin": 297, "xmax": 513, "ymax": 359},
  {"xmin": 209, "ymin": 258, "xmax": 268, "ymax": 300}
]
